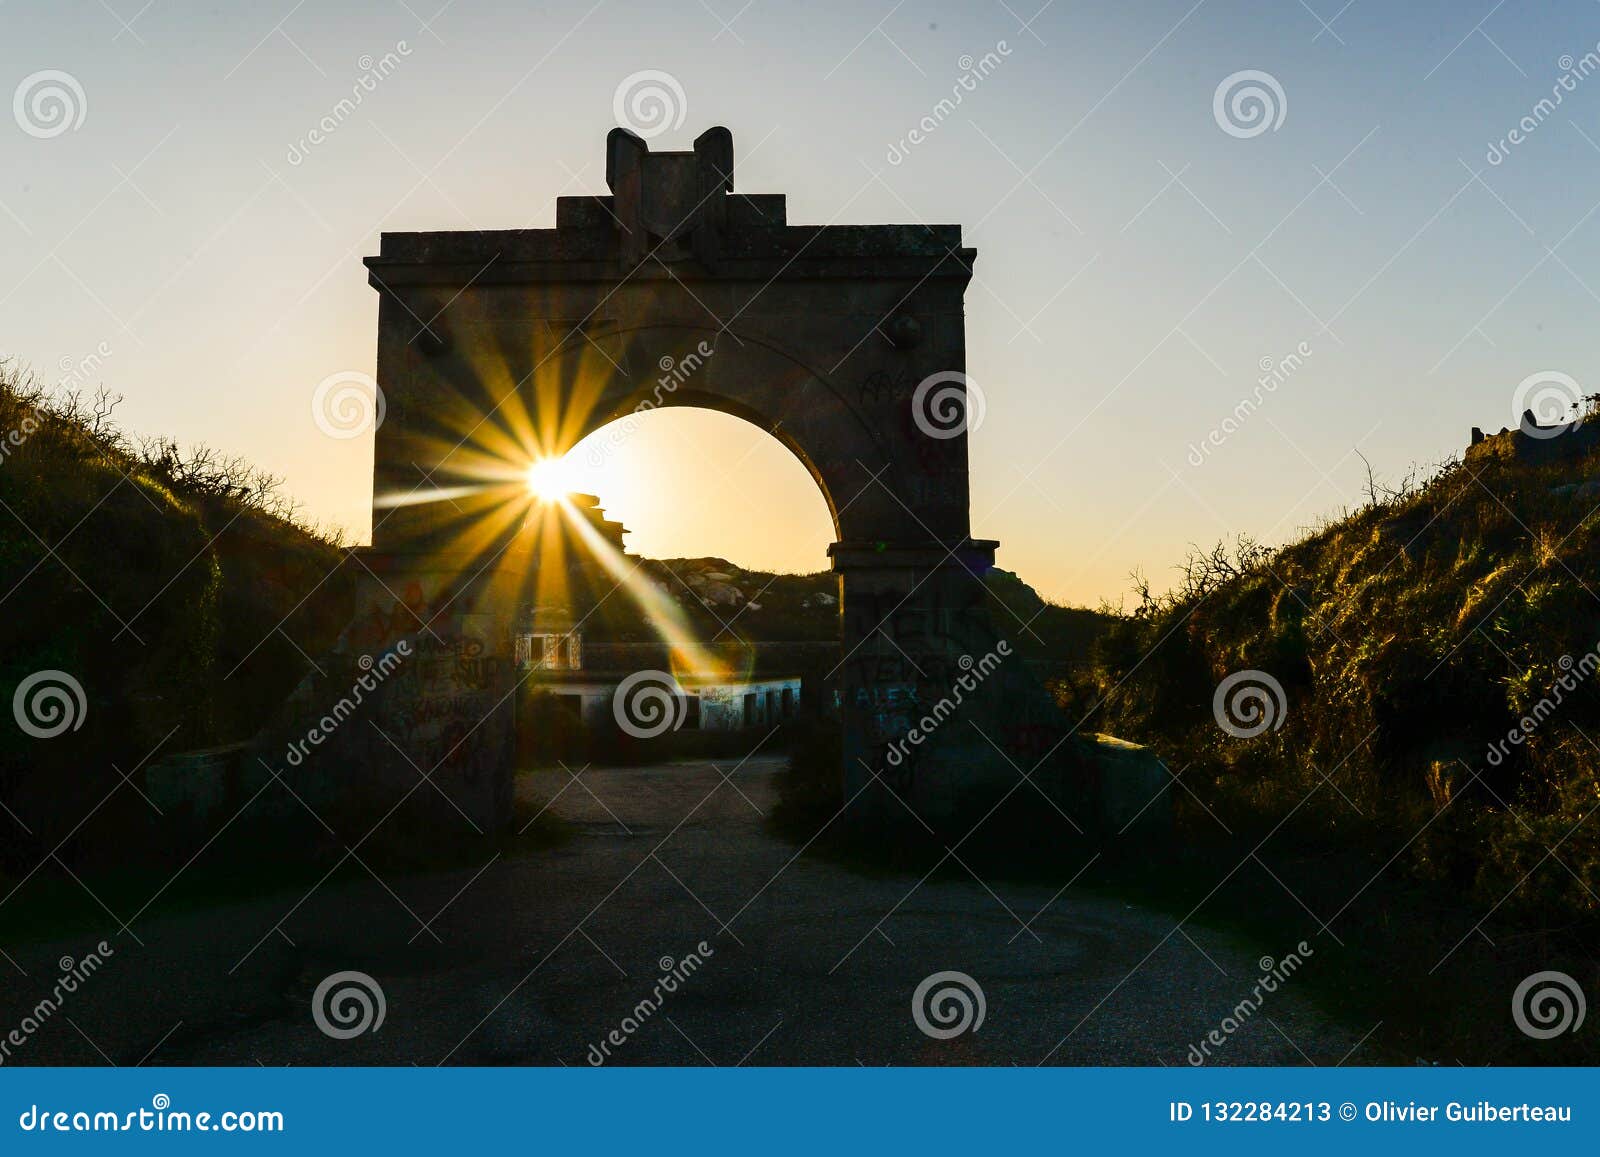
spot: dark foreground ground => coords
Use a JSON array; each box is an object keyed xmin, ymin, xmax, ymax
[{"xmin": 0, "ymin": 757, "xmax": 1366, "ymax": 1066}]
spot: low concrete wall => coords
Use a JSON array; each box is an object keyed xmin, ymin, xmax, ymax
[
  {"xmin": 143, "ymin": 743, "xmax": 249, "ymax": 830},
  {"xmin": 1082, "ymin": 733, "xmax": 1172, "ymax": 835}
]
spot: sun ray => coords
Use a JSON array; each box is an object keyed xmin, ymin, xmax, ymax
[{"xmin": 557, "ymin": 497, "xmax": 724, "ymax": 677}]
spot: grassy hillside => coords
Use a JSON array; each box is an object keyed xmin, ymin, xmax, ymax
[
  {"xmin": 0, "ymin": 361, "xmax": 355, "ymax": 865},
  {"xmin": 1072, "ymin": 449, "xmax": 1600, "ymax": 1062}
]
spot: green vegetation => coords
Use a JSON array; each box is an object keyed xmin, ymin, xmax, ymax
[
  {"xmin": 0, "ymin": 360, "xmax": 355, "ymax": 869},
  {"xmin": 1067, "ymin": 451, "xmax": 1600, "ymax": 1063},
  {"xmin": 1087, "ymin": 453, "xmax": 1600, "ymax": 920}
]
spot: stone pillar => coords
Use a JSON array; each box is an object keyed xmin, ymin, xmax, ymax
[
  {"xmin": 832, "ymin": 538, "xmax": 1024, "ymax": 832},
  {"xmin": 327, "ymin": 550, "xmax": 521, "ymax": 834}
]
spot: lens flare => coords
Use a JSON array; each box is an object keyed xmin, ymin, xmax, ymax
[{"xmin": 525, "ymin": 457, "xmax": 577, "ymax": 501}]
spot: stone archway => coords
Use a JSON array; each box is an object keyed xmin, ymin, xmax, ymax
[{"xmin": 353, "ymin": 127, "xmax": 1089, "ymax": 835}]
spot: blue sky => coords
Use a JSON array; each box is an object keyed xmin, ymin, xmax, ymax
[{"xmin": 6, "ymin": 0, "xmax": 1600, "ymax": 603}]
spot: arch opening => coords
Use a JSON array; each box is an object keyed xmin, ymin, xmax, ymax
[
  {"xmin": 505, "ymin": 406, "xmax": 840, "ymax": 768},
  {"xmin": 550, "ymin": 406, "xmax": 837, "ymax": 573}
]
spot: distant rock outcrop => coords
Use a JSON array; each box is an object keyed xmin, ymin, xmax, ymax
[{"xmin": 1467, "ymin": 413, "xmax": 1600, "ymax": 466}]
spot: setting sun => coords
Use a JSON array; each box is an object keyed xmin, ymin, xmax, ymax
[{"xmin": 524, "ymin": 456, "xmax": 577, "ymax": 501}]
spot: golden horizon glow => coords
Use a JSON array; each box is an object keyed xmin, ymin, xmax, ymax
[
  {"xmin": 525, "ymin": 455, "xmax": 580, "ymax": 502},
  {"xmin": 359, "ymin": 332, "xmax": 736, "ymax": 678},
  {"xmin": 557, "ymin": 498, "xmax": 726, "ymax": 678}
]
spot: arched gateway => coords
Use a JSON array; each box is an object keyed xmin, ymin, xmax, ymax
[{"xmin": 346, "ymin": 127, "xmax": 1137, "ymax": 837}]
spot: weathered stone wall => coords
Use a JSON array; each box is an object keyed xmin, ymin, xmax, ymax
[{"xmin": 145, "ymin": 556, "xmax": 521, "ymax": 842}]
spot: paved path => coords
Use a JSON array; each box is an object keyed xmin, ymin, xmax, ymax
[{"xmin": 0, "ymin": 757, "xmax": 1368, "ymax": 1065}]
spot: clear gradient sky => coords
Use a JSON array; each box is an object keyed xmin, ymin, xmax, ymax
[{"xmin": 6, "ymin": 1, "xmax": 1600, "ymax": 605}]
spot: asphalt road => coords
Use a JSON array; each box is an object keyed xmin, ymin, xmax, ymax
[{"xmin": 0, "ymin": 756, "xmax": 1367, "ymax": 1066}]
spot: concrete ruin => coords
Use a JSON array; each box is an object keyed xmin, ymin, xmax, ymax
[{"xmin": 1468, "ymin": 413, "xmax": 1600, "ymax": 466}]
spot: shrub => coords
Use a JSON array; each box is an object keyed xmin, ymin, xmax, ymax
[{"xmin": 0, "ymin": 360, "xmax": 353, "ymax": 864}]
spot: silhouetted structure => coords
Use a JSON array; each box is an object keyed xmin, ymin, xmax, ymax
[{"xmin": 334, "ymin": 126, "xmax": 1164, "ymax": 835}]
